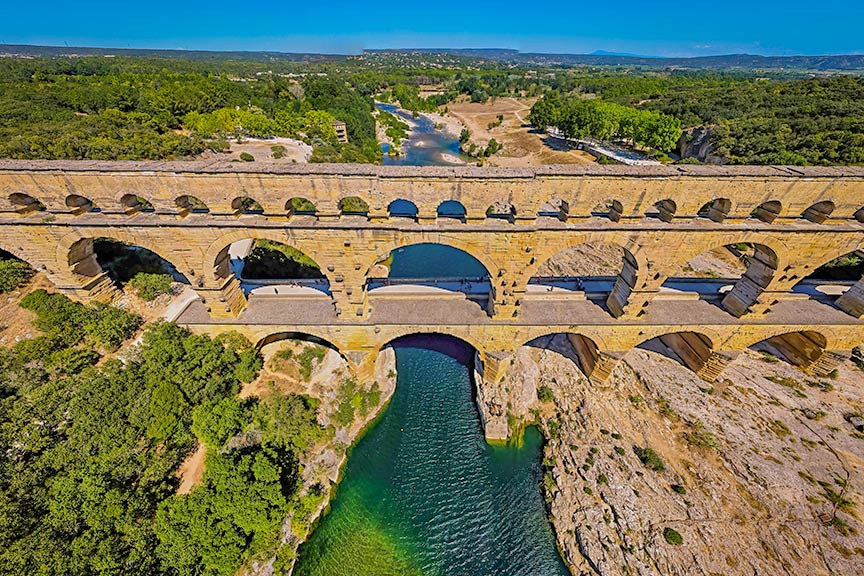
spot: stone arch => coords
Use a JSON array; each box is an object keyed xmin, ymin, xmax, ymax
[
  {"xmin": 802, "ymin": 200, "xmax": 835, "ymax": 224},
  {"xmin": 437, "ymin": 200, "xmax": 466, "ymax": 221},
  {"xmin": 748, "ymin": 330, "xmax": 828, "ymax": 370},
  {"xmin": 8, "ymin": 192, "xmax": 46, "ymax": 215},
  {"xmin": 646, "ymin": 199, "xmax": 676, "ymax": 222},
  {"xmin": 365, "ymin": 237, "xmax": 499, "ymax": 288},
  {"xmin": 175, "ymin": 195, "xmax": 209, "ymax": 215},
  {"xmin": 634, "ymin": 331, "xmax": 721, "ymax": 380},
  {"xmin": 661, "ymin": 241, "xmax": 780, "ymax": 317},
  {"xmin": 697, "ymin": 198, "xmax": 732, "ymax": 223},
  {"xmin": 528, "ymin": 239, "xmax": 643, "ymax": 318},
  {"xmin": 231, "ymin": 196, "xmax": 264, "ymax": 215},
  {"xmin": 486, "ymin": 201, "xmax": 516, "ymax": 222},
  {"xmin": 365, "ymin": 241, "xmax": 494, "ymax": 315},
  {"xmin": 797, "ymin": 247, "xmax": 864, "ymax": 318},
  {"xmin": 388, "ymin": 199, "xmax": 419, "ymax": 219},
  {"xmin": 65, "ymin": 194, "xmax": 97, "ymax": 215},
  {"xmin": 286, "ymin": 197, "xmax": 317, "ymax": 216},
  {"xmin": 752, "ymin": 200, "xmax": 783, "ymax": 223},
  {"xmin": 64, "ymin": 233, "xmax": 188, "ymax": 297},
  {"xmin": 256, "ymin": 331, "xmax": 356, "ymax": 376},
  {"xmin": 521, "ymin": 332, "xmax": 612, "ymax": 383},
  {"xmin": 339, "ymin": 196, "xmax": 370, "ymax": 216},
  {"xmin": 207, "ymin": 232, "xmax": 328, "ymax": 285},
  {"xmin": 591, "ymin": 199, "xmax": 624, "ymax": 222},
  {"xmin": 375, "ymin": 330, "xmax": 487, "ymax": 368},
  {"xmin": 855, "ymin": 207, "xmax": 864, "ymax": 223},
  {"xmin": 120, "ymin": 194, "xmax": 155, "ymax": 215},
  {"xmin": 538, "ymin": 198, "xmax": 569, "ymax": 220}
]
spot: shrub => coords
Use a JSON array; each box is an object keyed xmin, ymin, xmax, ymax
[
  {"xmin": 663, "ymin": 527, "xmax": 683, "ymax": 545},
  {"xmin": 129, "ymin": 272, "xmax": 174, "ymax": 301},
  {"xmin": 239, "ymin": 152, "xmax": 255, "ymax": 162},
  {"xmin": 207, "ymin": 139, "xmax": 231, "ymax": 153},
  {"xmin": 0, "ymin": 257, "xmax": 33, "ymax": 292},
  {"xmin": 634, "ymin": 446, "xmax": 666, "ymax": 472},
  {"xmin": 685, "ymin": 421, "xmax": 720, "ymax": 450},
  {"xmin": 537, "ymin": 384, "xmax": 554, "ymax": 403},
  {"xmin": 671, "ymin": 484, "xmax": 687, "ymax": 494},
  {"xmin": 270, "ymin": 144, "xmax": 287, "ymax": 159}
]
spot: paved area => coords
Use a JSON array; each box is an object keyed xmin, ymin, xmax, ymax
[{"xmin": 176, "ymin": 290, "xmax": 863, "ymax": 328}]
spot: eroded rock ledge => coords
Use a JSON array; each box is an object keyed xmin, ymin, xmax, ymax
[{"xmin": 476, "ymin": 334, "xmax": 864, "ymax": 575}]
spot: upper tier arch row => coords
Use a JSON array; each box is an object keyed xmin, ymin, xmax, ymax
[{"xmin": 2, "ymin": 162, "xmax": 864, "ymax": 224}]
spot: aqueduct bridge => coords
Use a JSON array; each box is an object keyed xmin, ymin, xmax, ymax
[{"xmin": 2, "ymin": 160, "xmax": 864, "ymax": 385}]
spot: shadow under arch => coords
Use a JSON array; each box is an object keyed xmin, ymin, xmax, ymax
[
  {"xmin": 67, "ymin": 236, "xmax": 189, "ymax": 293},
  {"xmin": 380, "ymin": 332, "xmax": 482, "ymax": 369},
  {"xmin": 522, "ymin": 332, "xmax": 607, "ymax": 383},
  {"xmin": 635, "ymin": 330, "xmax": 718, "ymax": 378},
  {"xmin": 365, "ymin": 242, "xmax": 493, "ymax": 316},
  {"xmin": 527, "ymin": 241, "xmax": 640, "ymax": 318},
  {"xmin": 660, "ymin": 242, "xmax": 780, "ymax": 317},
  {"xmin": 748, "ymin": 330, "xmax": 828, "ymax": 370}
]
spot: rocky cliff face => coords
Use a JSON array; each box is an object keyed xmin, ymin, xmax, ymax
[{"xmin": 476, "ymin": 335, "xmax": 864, "ymax": 575}]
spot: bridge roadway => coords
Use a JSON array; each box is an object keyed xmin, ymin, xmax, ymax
[{"xmin": 1, "ymin": 161, "xmax": 863, "ymax": 384}]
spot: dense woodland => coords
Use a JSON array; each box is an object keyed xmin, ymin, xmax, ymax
[
  {"xmin": 0, "ymin": 55, "xmax": 862, "ymax": 164},
  {"xmin": 0, "ymin": 276, "xmax": 333, "ymax": 576}
]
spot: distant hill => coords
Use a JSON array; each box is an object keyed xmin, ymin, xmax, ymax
[{"xmin": 2, "ymin": 44, "xmax": 863, "ymax": 71}]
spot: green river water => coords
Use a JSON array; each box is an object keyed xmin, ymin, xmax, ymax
[{"xmin": 294, "ymin": 336, "xmax": 569, "ymax": 576}]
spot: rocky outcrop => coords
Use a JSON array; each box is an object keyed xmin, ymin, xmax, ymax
[
  {"xmin": 678, "ymin": 126, "xmax": 726, "ymax": 164},
  {"xmin": 478, "ymin": 334, "xmax": 864, "ymax": 575}
]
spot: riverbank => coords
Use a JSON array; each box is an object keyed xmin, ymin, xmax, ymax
[
  {"xmin": 375, "ymin": 101, "xmax": 467, "ymax": 166},
  {"xmin": 237, "ymin": 342, "xmax": 398, "ymax": 576}
]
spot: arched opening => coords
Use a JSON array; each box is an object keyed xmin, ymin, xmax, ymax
[
  {"xmin": 339, "ymin": 196, "xmax": 369, "ymax": 217},
  {"xmin": 802, "ymin": 201, "xmax": 835, "ymax": 224},
  {"xmin": 388, "ymin": 199, "xmax": 418, "ymax": 219},
  {"xmin": 636, "ymin": 331, "xmax": 716, "ymax": 377},
  {"xmin": 70, "ymin": 238, "xmax": 188, "ymax": 300},
  {"xmin": 366, "ymin": 243, "xmax": 492, "ymax": 316},
  {"xmin": 486, "ymin": 201, "xmax": 516, "ymax": 223},
  {"xmin": 286, "ymin": 197, "xmax": 316, "ymax": 216},
  {"xmin": 697, "ymin": 198, "xmax": 732, "ymax": 223},
  {"xmin": 591, "ymin": 199, "xmax": 623, "ymax": 222},
  {"xmin": 257, "ymin": 332, "xmax": 353, "ymax": 385},
  {"xmin": 224, "ymin": 239, "xmax": 329, "ymax": 297},
  {"xmin": 175, "ymin": 195, "xmax": 209, "ymax": 215},
  {"xmin": 0, "ymin": 248, "xmax": 35, "ymax": 293},
  {"xmin": 750, "ymin": 331, "xmax": 827, "ymax": 370},
  {"xmin": 437, "ymin": 200, "xmax": 466, "ymax": 221},
  {"xmin": 120, "ymin": 194, "xmax": 155, "ymax": 215},
  {"xmin": 528, "ymin": 242, "xmax": 638, "ymax": 317},
  {"xmin": 232, "ymin": 196, "xmax": 264, "ymax": 215},
  {"xmin": 646, "ymin": 199, "xmax": 676, "ymax": 222},
  {"xmin": 538, "ymin": 198, "xmax": 569, "ymax": 221},
  {"xmin": 522, "ymin": 333, "xmax": 608, "ymax": 383},
  {"xmin": 794, "ymin": 249, "xmax": 864, "ymax": 316},
  {"xmin": 8, "ymin": 193, "xmax": 45, "ymax": 215},
  {"xmin": 752, "ymin": 200, "xmax": 782, "ymax": 223},
  {"xmin": 855, "ymin": 207, "xmax": 864, "ymax": 223},
  {"xmin": 660, "ymin": 243, "xmax": 778, "ymax": 317},
  {"xmin": 66, "ymin": 194, "xmax": 97, "ymax": 215}
]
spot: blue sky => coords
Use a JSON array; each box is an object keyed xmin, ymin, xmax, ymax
[{"xmin": 2, "ymin": 1, "xmax": 862, "ymax": 56}]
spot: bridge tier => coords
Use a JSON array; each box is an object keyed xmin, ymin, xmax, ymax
[{"xmin": 1, "ymin": 161, "xmax": 862, "ymax": 384}]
